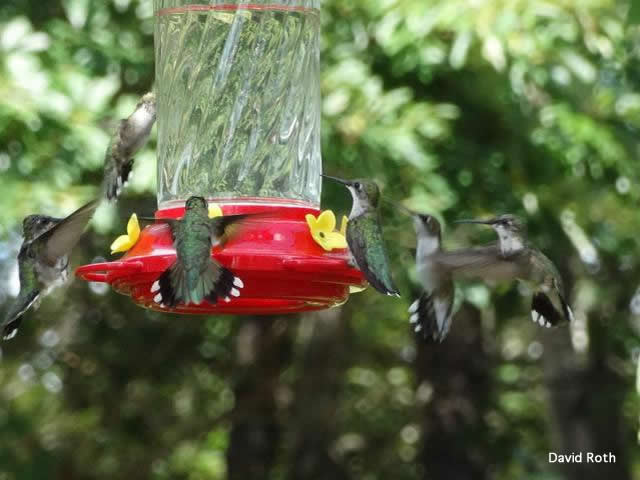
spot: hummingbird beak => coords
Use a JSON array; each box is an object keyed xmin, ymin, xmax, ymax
[
  {"xmin": 396, "ymin": 203, "xmax": 417, "ymax": 217},
  {"xmin": 321, "ymin": 174, "xmax": 351, "ymax": 186},
  {"xmin": 454, "ymin": 218, "xmax": 497, "ymax": 225}
]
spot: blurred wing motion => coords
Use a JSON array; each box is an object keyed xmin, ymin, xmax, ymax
[
  {"xmin": 38, "ymin": 200, "xmax": 99, "ymax": 266},
  {"xmin": 103, "ymin": 92, "xmax": 156, "ymax": 200},
  {"xmin": 431, "ymin": 244, "xmax": 521, "ymax": 282},
  {"xmin": 209, "ymin": 213, "xmax": 257, "ymax": 246}
]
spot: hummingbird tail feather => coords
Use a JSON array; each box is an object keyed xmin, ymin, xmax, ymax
[
  {"xmin": 203, "ymin": 262, "xmax": 243, "ymax": 304},
  {"xmin": 150, "ymin": 260, "xmax": 244, "ymax": 307},
  {"xmin": 104, "ymin": 158, "xmax": 134, "ymax": 201},
  {"xmin": 3, "ymin": 318, "xmax": 22, "ymax": 340},
  {"xmin": 409, "ymin": 291, "xmax": 453, "ymax": 343},
  {"xmin": 559, "ymin": 295, "xmax": 574, "ymax": 323},
  {"xmin": 151, "ymin": 264, "xmax": 180, "ymax": 307},
  {"xmin": 531, "ymin": 292, "xmax": 563, "ymax": 328},
  {"xmin": 2, "ymin": 290, "xmax": 40, "ymax": 341}
]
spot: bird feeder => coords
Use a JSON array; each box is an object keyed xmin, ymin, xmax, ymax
[{"xmin": 76, "ymin": 0, "xmax": 365, "ymax": 314}]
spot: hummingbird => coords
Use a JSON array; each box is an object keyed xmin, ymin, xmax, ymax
[
  {"xmin": 321, "ymin": 174, "xmax": 400, "ymax": 297},
  {"xmin": 405, "ymin": 211, "xmax": 454, "ymax": 343},
  {"xmin": 103, "ymin": 91, "xmax": 156, "ymax": 200},
  {"xmin": 443, "ymin": 214, "xmax": 574, "ymax": 328},
  {"xmin": 150, "ymin": 196, "xmax": 251, "ymax": 307},
  {"xmin": 2, "ymin": 200, "xmax": 98, "ymax": 340}
]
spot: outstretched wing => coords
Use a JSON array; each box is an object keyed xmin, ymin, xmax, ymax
[
  {"xmin": 208, "ymin": 212, "xmax": 272, "ymax": 246},
  {"xmin": 431, "ymin": 244, "xmax": 521, "ymax": 282},
  {"xmin": 37, "ymin": 200, "xmax": 98, "ymax": 266}
]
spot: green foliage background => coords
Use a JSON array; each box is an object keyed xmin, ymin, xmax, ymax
[{"xmin": 0, "ymin": 0, "xmax": 639, "ymax": 479}]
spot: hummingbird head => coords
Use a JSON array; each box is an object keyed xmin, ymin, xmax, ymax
[
  {"xmin": 185, "ymin": 196, "xmax": 208, "ymax": 213},
  {"xmin": 413, "ymin": 213, "xmax": 441, "ymax": 238},
  {"xmin": 412, "ymin": 213, "xmax": 442, "ymax": 255},
  {"xmin": 488, "ymin": 214, "xmax": 525, "ymax": 236},
  {"xmin": 456, "ymin": 213, "xmax": 525, "ymax": 233},
  {"xmin": 138, "ymin": 92, "xmax": 156, "ymax": 112},
  {"xmin": 456, "ymin": 213, "xmax": 526, "ymax": 254},
  {"xmin": 22, "ymin": 215, "xmax": 59, "ymax": 241},
  {"xmin": 321, "ymin": 175, "xmax": 380, "ymax": 209}
]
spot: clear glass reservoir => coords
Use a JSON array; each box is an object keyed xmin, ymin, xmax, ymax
[{"xmin": 154, "ymin": 0, "xmax": 322, "ymax": 209}]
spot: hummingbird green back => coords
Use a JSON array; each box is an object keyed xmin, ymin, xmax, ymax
[
  {"xmin": 151, "ymin": 196, "xmax": 247, "ymax": 307},
  {"xmin": 346, "ymin": 209, "xmax": 400, "ymax": 297}
]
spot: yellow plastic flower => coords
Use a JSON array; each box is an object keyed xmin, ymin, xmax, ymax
[
  {"xmin": 208, "ymin": 203, "xmax": 223, "ymax": 218},
  {"xmin": 110, "ymin": 213, "xmax": 140, "ymax": 254},
  {"xmin": 305, "ymin": 210, "xmax": 348, "ymax": 251}
]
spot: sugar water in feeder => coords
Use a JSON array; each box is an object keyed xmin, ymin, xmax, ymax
[{"xmin": 76, "ymin": 0, "xmax": 366, "ymax": 314}]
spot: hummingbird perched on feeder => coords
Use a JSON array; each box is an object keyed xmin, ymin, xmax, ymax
[
  {"xmin": 150, "ymin": 196, "xmax": 252, "ymax": 307},
  {"xmin": 404, "ymin": 210, "xmax": 455, "ymax": 343},
  {"xmin": 103, "ymin": 91, "xmax": 156, "ymax": 200},
  {"xmin": 321, "ymin": 174, "xmax": 400, "ymax": 297},
  {"xmin": 2, "ymin": 200, "xmax": 98, "ymax": 340},
  {"xmin": 442, "ymin": 214, "xmax": 574, "ymax": 328}
]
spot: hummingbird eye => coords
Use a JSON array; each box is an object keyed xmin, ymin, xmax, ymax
[{"xmin": 353, "ymin": 182, "xmax": 361, "ymax": 191}]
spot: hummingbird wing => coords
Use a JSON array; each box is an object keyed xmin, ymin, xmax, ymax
[
  {"xmin": 2, "ymin": 247, "xmax": 41, "ymax": 340},
  {"xmin": 431, "ymin": 244, "xmax": 522, "ymax": 282},
  {"xmin": 208, "ymin": 214, "xmax": 257, "ymax": 246},
  {"xmin": 347, "ymin": 213, "xmax": 400, "ymax": 297},
  {"xmin": 409, "ymin": 283, "xmax": 454, "ymax": 343},
  {"xmin": 37, "ymin": 200, "xmax": 98, "ymax": 267}
]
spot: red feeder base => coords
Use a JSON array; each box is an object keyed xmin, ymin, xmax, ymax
[{"xmin": 76, "ymin": 200, "xmax": 366, "ymax": 315}]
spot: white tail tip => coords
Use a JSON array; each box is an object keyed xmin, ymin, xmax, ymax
[
  {"xmin": 153, "ymin": 293, "xmax": 162, "ymax": 304},
  {"xmin": 151, "ymin": 281, "xmax": 160, "ymax": 293},
  {"xmin": 3, "ymin": 329, "xmax": 17, "ymax": 340},
  {"xmin": 408, "ymin": 300, "xmax": 419, "ymax": 314},
  {"xmin": 233, "ymin": 277, "xmax": 244, "ymax": 288}
]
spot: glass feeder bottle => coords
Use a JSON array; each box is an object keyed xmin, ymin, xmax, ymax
[{"xmin": 154, "ymin": 0, "xmax": 322, "ymax": 210}]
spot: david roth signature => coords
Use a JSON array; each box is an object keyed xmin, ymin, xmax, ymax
[{"xmin": 549, "ymin": 452, "xmax": 616, "ymax": 463}]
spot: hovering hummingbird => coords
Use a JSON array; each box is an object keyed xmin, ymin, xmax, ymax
[
  {"xmin": 405, "ymin": 211, "xmax": 454, "ymax": 343},
  {"xmin": 150, "ymin": 196, "xmax": 251, "ymax": 307},
  {"xmin": 2, "ymin": 200, "xmax": 98, "ymax": 340},
  {"xmin": 103, "ymin": 91, "xmax": 156, "ymax": 200},
  {"xmin": 321, "ymin": 174, "xmax": 400, "ymax": 297},
  {"xmin": 443, "ymin": 214, "xmax": 574, "ymax": 328}
]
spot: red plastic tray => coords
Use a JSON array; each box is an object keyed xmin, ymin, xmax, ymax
[{"xmin": 76, "ymin": 202, "xmax": 366, "ymax": 315}]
